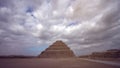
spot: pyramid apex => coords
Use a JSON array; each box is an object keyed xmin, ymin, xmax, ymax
[
  {"xmin": 52, "ymin": 40, "xmax": 66, "ymax": 46},
  {"xmin": 55, "ymin": 40, "xmax": 63, "ymax": 42}
]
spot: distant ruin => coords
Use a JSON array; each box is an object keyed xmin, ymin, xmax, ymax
[
  {"xmin": 38, "ymin": 40, "xmax": 75, "ymax": 58},
  {"xmin": 79, "ymin": 49, "xmax": 120, "ymax": 58}
]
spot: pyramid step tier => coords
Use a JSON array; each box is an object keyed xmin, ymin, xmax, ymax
[{"xmin": 38, "ymin": 40, "xmax": 75, "ymax": 58}]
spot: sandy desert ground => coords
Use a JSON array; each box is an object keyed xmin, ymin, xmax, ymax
[{"xmin": 0, "ymin": 58, "xmax": 119, "ymax": 68}]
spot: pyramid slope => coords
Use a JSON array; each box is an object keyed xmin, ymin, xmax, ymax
[{"xmin": 39, "ymin": 40, "xmax": 75, "ymax": 58}]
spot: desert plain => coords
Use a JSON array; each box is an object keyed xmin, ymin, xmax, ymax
[{"xmin": 0, "ymin": 58, "xmax": 119, "ymax": 68}]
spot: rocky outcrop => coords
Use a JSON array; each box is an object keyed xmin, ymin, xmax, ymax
[{"xmin": 39, "ymin": 40, "xmax": 75, "ymax": 58}]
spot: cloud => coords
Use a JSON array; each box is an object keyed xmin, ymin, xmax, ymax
[{"xmin": 0, "ymin": 0, "xmax": 120, "ymax": 56}]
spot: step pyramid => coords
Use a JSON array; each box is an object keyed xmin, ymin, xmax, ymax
[{"xmin": 39, "ymin": 40, "xmax": 75, "ymax": 58}]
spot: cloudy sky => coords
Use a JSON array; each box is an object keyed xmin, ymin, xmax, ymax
[{"xmin": 0, "ymin": 0, "xmax": 120, "ymax": 56}]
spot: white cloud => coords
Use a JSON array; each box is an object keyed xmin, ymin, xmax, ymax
[
  {"xmin": 0, "ymin": 0, "xmax": 120, "ymax": 56},
  {"xmin": 36, "ymin": 24, "xmax": 43, "ymax": 30},
  {"xmin": 0, "ymin": 7, "xmax": 11, "ymax": 13}
]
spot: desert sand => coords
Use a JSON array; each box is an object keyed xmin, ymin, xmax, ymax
[{"xmin": 0, "ymin": 58, "xmax": 119, "ymax": 68}]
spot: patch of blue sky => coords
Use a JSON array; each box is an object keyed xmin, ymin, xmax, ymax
[
  {"xmin": 25, "ymin": 6, "xmax": 37, "ymax": 19},
  {"xmin": 26, "ymin": 6, "xmax": 34, "ymax": 13},
  {"xmin": 26, "ymin": 45, "xmax": 49, "ymax": 56},
  {"xmin": 67, "ymin": 21, "xmax": 79, "ymax": 26},
  {"xmin": 28, "ymin": 45, "xmax": 49, "ymax": 52}
]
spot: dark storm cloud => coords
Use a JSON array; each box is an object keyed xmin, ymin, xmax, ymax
[{"xmin": 0, "ymin": 0, "xmax": 13, "ymax": 7}]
